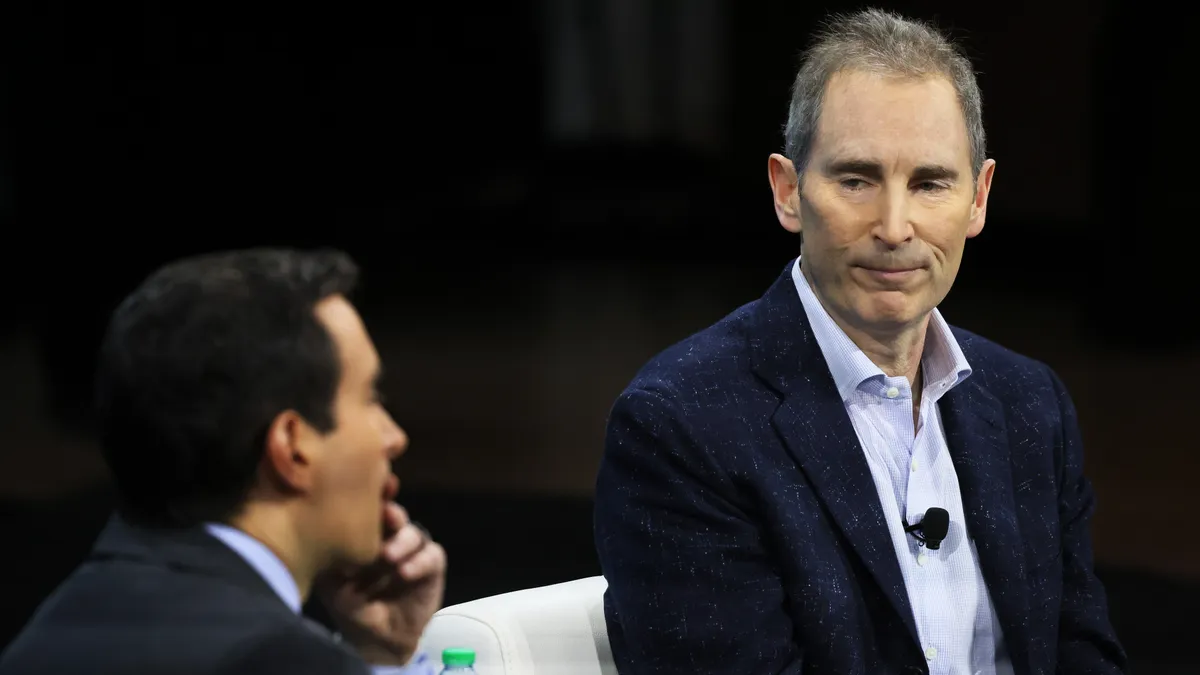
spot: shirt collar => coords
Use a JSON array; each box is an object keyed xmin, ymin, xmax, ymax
[
  {"xmin": 204, "ymin": 522, "xmax": 303, "ymax": 614},
  {"xmin": 791, "ymin": 257, "xmax": 971, "ymax": 402}
]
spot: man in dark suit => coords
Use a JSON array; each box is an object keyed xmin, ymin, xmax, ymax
[
  {"xmin": 0, "ymin": 248, "xmax": 446, "ymax": 674},
  {"xmin": 594, "ymin": 9, "xmax": 1126, "ymax": 675}
]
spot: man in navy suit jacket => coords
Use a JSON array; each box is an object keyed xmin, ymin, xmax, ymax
[
  {"xmin": 594, "ymin": 9, "xmax": 1125, "ymax": 675},
  {"xmin": 1, "ymin": 249, "xmax": 446, "ymax": 674}
]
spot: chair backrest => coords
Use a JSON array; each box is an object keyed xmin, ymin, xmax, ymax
[{"xmin": 418, "ymin": 576, "xmax": 614, "ymax": 675}]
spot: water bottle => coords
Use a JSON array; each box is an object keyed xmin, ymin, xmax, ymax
[{"xmin": 439, "ymin": 647, "xmax": 477, "ymax": 673}]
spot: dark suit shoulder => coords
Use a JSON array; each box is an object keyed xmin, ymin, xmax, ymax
[
  {"xmin": 0, "ymin": 556, "xmax": 359, "ymax": 675},
  {"xmin": 604, "ymin": 299, "xmax": 781, "ymax": 490},
  {"xmin": 625, "ymin": 299, "xmax": 759, "ymax": 398},
  {"xmin": 949, "ymin": 325, "xmax": 1078, "ymax": 483},
  {"xmin": 215, "ymin": 624, "xmax": 369, "ymax": 675},
  {"xmin": 950, "ymin": 325, "xmax": 1066, "ymax": 403}
]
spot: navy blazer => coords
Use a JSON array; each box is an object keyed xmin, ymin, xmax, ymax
[
  {"xmin": 594, "ymin": 261, "xmax": 1126, "ymax": 675},
  {"xmin": 0, "ymin": 517, "xmax": 369, "ymax": 675}
]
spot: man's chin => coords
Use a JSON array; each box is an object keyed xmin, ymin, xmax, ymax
[
  {"xmin": 343, "ymin": 546, "xmax": 383, "ymax": 570},
  {"xmin": 852, "ymin": 292, "xmax": 932, "ymax": 327},
  {"xmin": 341, "ymin": 535, "xmax": 387, "ymax": 568},
  {"xmin": 846, "ymin": 311, "xmax": 924, "ymax": 339}
]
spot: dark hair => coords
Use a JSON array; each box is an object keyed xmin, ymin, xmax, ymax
[{"xmin": 95, "ymin": 248, "xmax": 360, "ymax": 527}]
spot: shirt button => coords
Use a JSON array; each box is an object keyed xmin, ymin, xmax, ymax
[
  {"xmin": 917, "ymin": 552, "xmax": 928, "ymax": 566},
  {"xmin": 925, "ymin": 646, "xmax": 937, "ymax": 660},
  {"xmin": 910, "ymin": 459, "xmax": 918, "ymax": 472},
  {"xmin": 885, "ymin": 386, "xmax": 900, "ymax": 398}
]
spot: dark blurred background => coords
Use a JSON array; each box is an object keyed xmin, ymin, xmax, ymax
[{"xmin": 2, "ymin": 0, "xmax": 1196, "ymax": 671}]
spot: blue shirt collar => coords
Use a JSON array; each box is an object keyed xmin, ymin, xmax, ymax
[
  {"xmin": 791, "ymin": 257, "xmax": 971, "ymax": 402},
  {"xmin": 204, "ymin": 522, "xmax": 303, "ymax": 614}
]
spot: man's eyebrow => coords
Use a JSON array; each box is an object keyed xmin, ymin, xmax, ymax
[
  {"xmin": 822, "ymin": 158, "xmax": 960, "ymax": 182},
  {"xmin": 824, "ymin": 158, "xmax": 884, "ymax": 179},
  {"xmin": 910, "ymin": 164, "xmax": 959, "ymax": 182}
]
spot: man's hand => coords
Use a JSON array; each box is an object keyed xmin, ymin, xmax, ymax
[{"xmin": 317, "ymin": 503, "xmax": 447, "ymax": 666}]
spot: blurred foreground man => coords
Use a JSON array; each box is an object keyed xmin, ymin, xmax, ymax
[
  {"xmin": 594, "ymin": 9, "xmax": 1126, "ymax": 675},
  {"xmin": 0, "ymin": 249, "xmax": 445, "ymax": 674}
]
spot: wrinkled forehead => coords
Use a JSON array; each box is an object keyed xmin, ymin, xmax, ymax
[{"xmin": 814, "ymin": 70, "xmax": 972, "ymax": 172}]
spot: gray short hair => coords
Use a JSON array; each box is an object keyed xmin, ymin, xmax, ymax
[{"xmin": 784, "ymin": 8, "xmax": 986, "ymax": 178}]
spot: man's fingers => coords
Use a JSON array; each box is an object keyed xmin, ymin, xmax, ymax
[
  {"xmin": 343, "ymin": 537, "xmax": 444, "ymax": 598},
  {"xmin": 382, "ymin": 502, "xmax": 409, "ymax": 537},
  {"xmin": 399, "ymin": 541, "xmax": 446, "ymax": 582},
  {"xmin": 382, "ymin": 522, "xmax": 427, "ymax": 564}
]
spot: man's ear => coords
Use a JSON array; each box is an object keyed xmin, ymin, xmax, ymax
[
  {"xmin": 768, "ymin": 153, "xmax": 802, "ymax": 234},
  {"xmin": 967, "ymin": 158, "xmax": 996, "ymax": 239},
  {"xmin": 262, "ymin": 410, "xmax": 320, "ymax": 493}
]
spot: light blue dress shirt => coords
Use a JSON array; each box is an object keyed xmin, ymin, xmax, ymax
[{"xmin": 205, "ymin": 523, "xmax": 436, "ymax": 675}]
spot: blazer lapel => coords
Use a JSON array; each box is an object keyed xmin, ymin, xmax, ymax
[
  {"xmin": 939, "ymin": 376, "xmax": 1032, "ymax": 674},
  {"xmin": 751, "ymin": 261, "xmax": 919, "ymax": 647}
]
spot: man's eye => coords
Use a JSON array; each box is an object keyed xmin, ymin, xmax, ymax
[{"xmin": 915, "ymin": 181, "xmax": 948, "ymax": 192}]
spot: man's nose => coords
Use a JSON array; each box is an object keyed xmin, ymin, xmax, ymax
[
  {"xmin": 385, "ymin": 415, "xmax": 409, "ymax": 460},
  {"xmin": 873, "ymin": 188, "xmax": 915, "ymax": 247}
]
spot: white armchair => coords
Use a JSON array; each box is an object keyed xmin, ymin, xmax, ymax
[{"xmin": 418, "ymin": 576, "xmax": 615, "ymax": 675}]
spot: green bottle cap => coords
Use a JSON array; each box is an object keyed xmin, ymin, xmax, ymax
[{"xmin": 442, "ymin": 648, "xmax": 476, "ymax": 667}]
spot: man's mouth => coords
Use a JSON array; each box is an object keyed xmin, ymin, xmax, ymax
[
  {"xmin": 380, "ymin": 475, "xmax": 401, "ymax": 539},
  {"xmin": 382, "ymin": 474, "xmax": 400, "ymax": 502},
  {"xmin": 855, "ymin": 264, "xmax": 924, "ymax": 284},
  {"xmin": 856, "ymin": 261, "xmax": 925, "ymax": 273}
]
